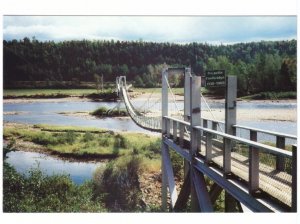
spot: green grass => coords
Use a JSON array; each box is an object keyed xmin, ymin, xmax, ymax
[
  {"xmin": 4, "ymin": 124, "xmax": 160, "ymax": 159},
  {"xmin": 33, "ymin": 124, "xmax": 106, "ymax": 133},
  {"xmin": 4, "ymin": 88, "xmax": 97, "ymax": 96},
  {"xmin": 3, "ymin": 88, "xmax": 116, "ymax": 99}
]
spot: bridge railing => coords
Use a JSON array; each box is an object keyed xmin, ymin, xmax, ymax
[
  {"xmin": 118, "ymin": 77, "xmax": 162, "ymax": 132},
  {"xmin": 201, "ymin": 118, "xmax": 296, "ymax": 187},
  {"xmin": 163, "ymin": 115, "xmax": 297, "ymax": 211}
]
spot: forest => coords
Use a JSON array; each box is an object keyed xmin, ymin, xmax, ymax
[{"xmin": 3, "ymin": 38, "xmax": 297, "ymax": 96}]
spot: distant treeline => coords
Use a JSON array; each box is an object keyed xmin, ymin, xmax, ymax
[{"xmin": 3, "ymin": 38, "xmax": 296, "ymax": 95}]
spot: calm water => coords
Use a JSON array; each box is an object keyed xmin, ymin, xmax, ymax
[
  {"xmin": 3, "ymin": 100, "xmax": 297, "ymax": 181},
  {"xmin": 4, "ymin": 101, "xmax": 152, "ymax": 134},
  {"xmin": 3, "ymin": 100, "xmax": 296, "ymax": 135},
  {"xmin": 6, "ymin": 151, "xmax": 103, "ymax": 184}
]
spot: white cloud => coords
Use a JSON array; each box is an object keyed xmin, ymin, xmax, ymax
[{"xmin": 3, "ymin": 16, "xmax": 297, "ymax": 43}]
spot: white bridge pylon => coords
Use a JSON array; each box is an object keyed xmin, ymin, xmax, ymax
[{"xmin": 116, "ymin": 67, "xmax": 297, "ymax": 213}]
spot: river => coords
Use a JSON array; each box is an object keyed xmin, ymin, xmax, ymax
[{"xmin": 3, "ymin": 99, "xmax": 297, "ymax": 183}]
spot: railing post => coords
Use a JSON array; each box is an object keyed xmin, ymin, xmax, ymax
[
  {"xmin": 190, "ymin": 75, "xmax": 201, "ymax": 156},
  {"xmin": 161, "ymin": 68, "xmax": 168, "ymax": 211},
  {"xmin": 190, "ymin": 74, "xmax": 202, "ymax": 211},
  {"xmin": 224, "ymin": 75, "xmax": 237, "ymax": 176},
  {"xmin": 203, "ymin": 119, "xmax": 208, "ymax": 128},
  {"xmin": 183, "ymin": 68, "xmax": 191, "ymax": 179},
  {"xmin": 179, "ymin": 122, "xmax": 185, "ymax": 147},
  {"xmin": 212, "ymin": 121, "xmax": 218, "ymax": 139},
  {"xmin": 184, "ymin": 68, "xmax": 191, "ymax": 122},
  {"xmin": 166, "ymin": 119, "xmax": 171, "ymax": 138},
  {"xmin": 249, "ymin": 130, "xmax": 259, "ymax": 194},
  {"xmin": 292, "ymin": 145, "xmax": 297, "ymax": 212},
  {"xmin": 173, "ymin": 120, "xmax": 178, "ymax": 142},
  {"xmin": 206, "ymin": 132, "xmax": 213, "ymax": 163},
  {"xmin": 276, "ymin": 136, "xmax": 285, "ymax": 171}
]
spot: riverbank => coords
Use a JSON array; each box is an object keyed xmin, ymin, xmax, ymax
[
  {"xmin": 3, "ymin": 122, "xmax": 160, "ymax": 161},
  {"xmin": 3, "ymin": 122, "xmax": 164, "ymax": 212}
]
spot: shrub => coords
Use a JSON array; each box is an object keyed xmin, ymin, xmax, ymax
[
  {"xmin": 83, "ymin": 132, "xmax": 94, "ymax": 142},
  {"xmin": 63, "ymin": 131, "xmax": 77, "ymax": 144},
  {"xmin": 91, "ymin": 107, "xmax": 107, "ymax": 116},
  {"xmin": 3, "ymin": 162, "xmax": 105, "ymax": 212},
  {"xmin": 93, "ymin": 155, "xmax": 145, "ymax": 212},
  {"xmin": 114, "ymin": 133, "xmax": 129, "ymax": 149}
]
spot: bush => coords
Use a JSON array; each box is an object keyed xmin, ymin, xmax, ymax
[
  {"xmin": 91, "ymin": 106, "xmax": 127, "ymax": 117},
  {"xmin": 83, "ymin": 132, "xmax": 94, "ymax": 142},
  {"xmin": 3, "ymin": 162, "xmax": 106, "ymax": 212},
  {"xmin": 91, "ymin": 107, "xmax": 107, "ymax": 116},
  {"xmin": 63, "ymin": 131, "xmax": 77, "ymax": 144},
  {"xmin": 93, "ymin": 155, "xmax": 145, "ymax": 212},
  {"xmin": 114, "ymin": 133, "xmax": 129, "ymax": 149}
]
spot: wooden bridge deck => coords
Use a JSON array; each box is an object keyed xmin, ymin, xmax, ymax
[{"xmin": 199, "ymin": 146, "xmax": 292, "ymax": 207}]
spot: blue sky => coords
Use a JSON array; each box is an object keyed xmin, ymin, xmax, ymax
[{"xmin": 3, "ymin": 16, "xmax": 297, "ymax": 44}]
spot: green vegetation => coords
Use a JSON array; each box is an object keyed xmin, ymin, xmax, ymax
[
  {"xmin": 91, "ymin": 106, "xmax": 128, "ymax": 117},
  {"xmin": 4, "ymin": 124, "xmax": 159, "ymax": 159},
  {"xmin": 33, "ymin": 124, "xmax": 106, "ymax": 133},
  {"xmin": 3, "ymin": 123, "xmax": 163, "ymax": 212},
  {"xmin": 93, "ymin": 155, "xmax": 145, "ymax": 212},
  {"xmin": 4, "ymin": 88, "xmax": 97, "ymax": 97},
  {"xmin": 3, "ymin": 88, "xmax": 117, "ymax": 101},
  {"xmin": 4, "ymin": 38, "xmax": 296, "ymax": 96},
  {"xmin": 3, "ymin": 162, "xmax": 106, "ymax": 212}
]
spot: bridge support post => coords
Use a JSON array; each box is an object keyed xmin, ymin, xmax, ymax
[
  {"xmin": 292, "ymin": 144, "xmax": 297, "ymax": 212},
  {"xmin": 276, "ymin": 136, "xmax": 285, "ymax": 171},
  {"xmin": 190, "ymin": 74, "xmax": 202, "ymax": 211},
  {"xmin": 249, "ymin": 130, "xmax": 259, "ymax": 194},
  {"xmin": 224, "ymin": 76, "xmax": 237, "ymax": 212},
  {"xmin": 161, "ymin": 68, "xmax": 169, "ymax": 211},
  {"xmin": 224, "ymin": 75, "xmax": 237, "ymax": 175},
  {"xmin": 183, "ymin": 68, "xmax": 191, "ymax": 178}
]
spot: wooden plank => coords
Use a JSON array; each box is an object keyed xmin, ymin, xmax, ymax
[
  {"xmin": 209, "ymin": 183, "xmax": 223, "ymax": 204},
  {"xmin": 189, "ymin": 75, "xmax": 202, "ymax": 212},
  {"xmin": 166, "ymin": 119, "xmax": 171, "ymax": 138},
  {"xmin": 162, "ymin": 145, "xmax": 178, "ymax": 209},
  {"xmin": 174, "ymin": 170, "xmax": 191, "ymax": 211},
  {"xmin": 225, "ymin": 75, "xmax": 237, "ymax": 136},
  {"xmin": 163, "ymin": 137, "xmax": 190, "ymax": 161},
  {"xmin": 276, "ymin": 136, "xmax": 285, "ymax": 171},
  {"xmin": 249, "ymin": 130, "xmax": 259, "ymax": 194},
  {"xmin": 223, "ymin": 138, "xmax": 232, "ymax": 175},
  {"xmin": 184, "ymin": 67, "xmax": 191, "ymax": 122},
  {"xmin": 193, "ymin": 126, "xmax": 292, "ymax": 158},
  {"xmin": 165, "ymin": 116, "xmax": 293, "ymax": 159},
  {"xmin": 206, "ymin": 132, "xmax": 213, "ymax": 163},
  {"xmin": 173, "ymin": 120, "xmax": 178, "ymax": 142},
  {"xmin": 192, "ymin": 169, "xmax": 214, "ymax": 212},
  {"xmin": 225, "ymin": 191, "xmax": 240, "ymax": 212},
  {"xmin": 292, "ymin": 145, "xmax": 297, "ymax": 212},
  {"xmin": 211, "ymin": 148, "xmax": 292, "ymax": 206},
  {"xmin": 179, "ymin": 122, "xmax": 185, "ymax": 147},
  {"xmin": 163, "ymin": 122, "xmax": 293, "ymax": 209},
  {"xmin": 233, "ymin": 124, "xmax": 297, "ymax": 140},
  {"xmin": 193, "ymin": 157, "xmax": 272, "ymax": 212}
]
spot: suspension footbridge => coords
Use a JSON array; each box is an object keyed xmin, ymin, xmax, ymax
[{"xmin": 116, "ymin": 67, "xmax": 297, "ymax": 212}]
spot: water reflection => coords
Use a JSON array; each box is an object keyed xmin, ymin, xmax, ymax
[{"xmin": 6, "ymin": 151, "xmax": 104, "ymax": 184}]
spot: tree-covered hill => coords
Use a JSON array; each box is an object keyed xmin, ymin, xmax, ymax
[{"xmin": 3, "ymin": 38, "xmax": 296, "ymax": 95}]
